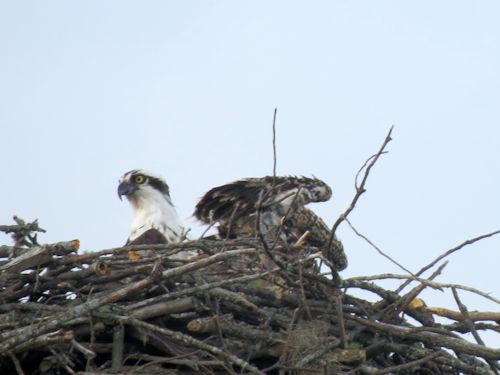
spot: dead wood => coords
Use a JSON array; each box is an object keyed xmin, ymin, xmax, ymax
[
  {"xmin": 1, "ymin": 218, "xmax": 498, "ymax": 375},
  {"xmin": 1, "ymin": 127, "xmax": 499, "ymax": 374}
]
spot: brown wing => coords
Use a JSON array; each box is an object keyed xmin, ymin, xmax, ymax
[
  {"xmin": 285, "ymin": 207, "xmax": 348, "ymax": 271},
  {"xmin": 194, "ymin": 176, "xmax": 332, "ymax": 225}
]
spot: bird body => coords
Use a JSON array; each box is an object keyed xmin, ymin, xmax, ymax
[
  {"xmin": 194, "ymin": 176, "xmax": 347, "ymax": 271},
  {"xmin": 195, "ymin": 176, "xmax": 331, "ymax": 239}
]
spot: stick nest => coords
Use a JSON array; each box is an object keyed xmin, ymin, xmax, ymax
[{"xmin": 0, "ymin": 217, "xmax": 499, "ymax": 375}]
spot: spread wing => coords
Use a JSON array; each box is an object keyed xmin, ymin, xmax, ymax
[
  {"xmin": 195, "ymin": 175, "xmax": 347, "ymax": 271},
  {"xmin": 194, "ymin": 176, "xmax": 331, "ymax": 241},
  {"xmin": 194, "ymin": 176, "xmax": 332, "ymax": 224}
]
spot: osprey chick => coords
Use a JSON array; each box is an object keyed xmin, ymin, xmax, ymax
[
  {"xmin": 118, "ymin": 169, "xmax": 185, "ymax": 246},
  {"xmin": 194, "ymin": 176, "xmax": 347, "ymax": 271}
]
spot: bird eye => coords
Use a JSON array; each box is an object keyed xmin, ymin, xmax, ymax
[{"xmin": 134, "ymin": 175, "xmax": 145, "ymax": 184}]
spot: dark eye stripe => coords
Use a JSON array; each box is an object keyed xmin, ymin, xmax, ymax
[{"xmin": 147, "ymin": 176, "xmax": 170, "ymax": 196}]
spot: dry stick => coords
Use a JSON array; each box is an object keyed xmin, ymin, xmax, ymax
[
  {"xmin": 335, "ymin": 294, "xmax": 347, "ymax": 349},
  {"xmin": 0, "ymin": 216, "xmax": 46, "ymax": 249},
  {"xmin": 74, "ymin": 248, "xmax": 256, "ymax": 315},
  {"xmin": 198, "ymin": 221, "xmax": 216, "ymax": 240},
  {"xmin": 0, "ymin": 249, "xmax": 256, "ymax": 353},
  {"xmin": 71, "ymin": 339, "xmax": 96, "ymax": 360},
  {"xmin": 9, "ymin": 330, "xmax": 75, "ymax": 355},
  {"xmin": 374, "ymin": 352, "xmax": 442, "ymax": 375},
  {"xmin": 187, "ymin": 316, "xmax": 283, "ymax": 344},
  {"xmin": 254, "ymin": 189, "xmax": 298, "ymax": 286},
  {"xmin": 128, "ymin": 250, "xmax": 318, "ymax": 313},
  {"xmin": 224, "ymin": 202, "xmax": 241, "ymax": 241},
  {"xmin": 346, "ymin": 273, "xmax": 500, "ymax": 305},
  {"xmin": 345, "ymin": 314, "xmax": 500, "ymax": 360},
  {"xmin": 297, "ymin": 264, "xmax": 312, "ymax": 320},
  {"xmin": 127, "ymin": 268, "xmax": 278, "ymax": 311},
  {"xmin": 345, "ymin": 218, "xmax": 415, "ymax": 276},
  {"xmin": 111, "ymin": 322, "xmax": 124, "ymax": 370},
  {"xmin": 390, "ymin": 261, "xmax": 448, "ymax": 318},
  {"xmin": 59, "ymin": 239, "xmax": 238, "ymax": 265},
  {"xmin": 130, "ymin": 297, "xmax": 197, "ymax": 320},
  {"xmin": 0, "ymin": 220, "xmax": 45, "ymax": 235},
  {"xmin": 127, "ymin": 353, "xmax": 224, "ymax": 370},
  {"xmin": 328, "ymin": 125, "xmax": 394, "ymax": 246},
  {"xmin": 212, "ymin": 299, "xmax": 232, "ymax": 374},
  {"xmin": 0, "ymin": 240, "xmax": 79, "ymax": 273},
  {"xmin": 107, "ymin": 315, "xmax": 265, "ymax": 375},
  {"xmin": 295, "ymin": 338, "xmax": 342, "ymax": 367},
  {"xmin": 272, "ymin": 107, "xmax": 278, "ymax": 176},
  {"xmin": 451, "ymin": 288, "xmax": 500, "ymax": 374},
  {"xmin": 426, "ymin": 307, "xmax": 500, "ymax": 322},
  {"xmin": 433, "ymin": 354, "xmax": 491, "ymax": 375},
  {"xmin": 396, "ymin": 229, "xmax": 500, "ymax": 294},
  {"xmin": 362, "ymin": 345, "xmax": 490, "ymax": 375},
  {"xmin": 50, "ymin": 347, "xmax": 76, "ymax": 375},
  {"xmin": 8, "ymin": 351, "xmax": 25, "ymax": 375}
]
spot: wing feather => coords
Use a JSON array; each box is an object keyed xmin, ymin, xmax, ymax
[{"xmin": 194, "ymin": 176, "xmax": 332, "ymax": 224}]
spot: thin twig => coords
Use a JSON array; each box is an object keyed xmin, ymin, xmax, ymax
[
  {"xmin": 328, "ymin": 125, "xmax": 393, "ymax": 245},
  {"xmin": 390, "ymin": 261, "xmax": 448, "ymax": 318},
  {"xmin": 397, "ymin": 229, "xmax": 500, "ymax": 293},
  {"xmin": 451, "ymin": 288, "xmax": 499, "ymax": 373},
  {"xmin": 345, "ymin": 273, "xmax": 500, "ymax": 304},
  {"xmin": 272, "ymin": 107, "xmax": 278, "ymax": 176},
  {"xmin": 109, "ymin": 315, "xmax": 265, "ymax": 375},
  {"xmin": 374, "ymin": 352, "xmax": 442, "ymax": 375},
  {"xmin": 8, "ymin": 351, "xmax": 25, "ymax": 375},
  {"xmin": 335, "ymin": 293, "xmax": 347, "ymax": 349},
  {"xmin": 345, "ymin": 218, "xmax": 415, "ymax": 276}
]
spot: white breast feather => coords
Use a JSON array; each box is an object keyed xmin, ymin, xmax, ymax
[{"xmin": 127, "ymin": 185, "xmax": 184, "ymax": 243}]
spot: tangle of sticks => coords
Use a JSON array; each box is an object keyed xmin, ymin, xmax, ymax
[{"xmin": 0, "ymin": 127, "xmax": 499, "ymax": 374}]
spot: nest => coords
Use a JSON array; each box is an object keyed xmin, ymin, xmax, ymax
[{"xmin": 0, "ymin": 217, "xmax": 499, "ymax": 375}]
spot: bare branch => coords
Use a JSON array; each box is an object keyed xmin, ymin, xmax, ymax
[
  {"xmin": 328, "ymin": 125, "xmax": 393, "ymax": 243},
  {"xmin": 345, "ymin": 218, "xmax": 415, "ymax": 276},
  {"xmin": 397, "ymin": 229, "xmax": 500, "ymax": 293},
  {"xmin": 272, "ymin": 107, "xmax": 278, "ymax": 176}
]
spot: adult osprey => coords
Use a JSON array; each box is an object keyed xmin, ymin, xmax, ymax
[
  {"xmin": 118, "ymin": 169, "xmax": 186, "ymax": 247},
  {"xmin": 194, "ymin": 176, "xmax": 347, "ymax": 271}
]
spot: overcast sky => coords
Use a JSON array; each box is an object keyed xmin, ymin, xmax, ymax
[{"xmin": 1, "ymin": 1, "xmax": 499, "ymax": 346}]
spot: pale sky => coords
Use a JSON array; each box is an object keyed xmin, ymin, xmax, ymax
[{"xmin": 1, "ymin": 1, "xmax": 499, "ymax": 346}]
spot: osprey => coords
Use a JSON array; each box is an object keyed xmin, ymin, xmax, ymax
[
  {"xmin": 118, "ymin": 169, "xmax": 186, "ymax": 246},
  {"xmin": 194, "ymin": 176, "xmax": 347, "ymax": 271}
]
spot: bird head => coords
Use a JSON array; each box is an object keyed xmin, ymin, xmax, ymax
[
  {"xmin": 118, "ymin": 169, "xmax": 186, "ymax": 245},
  {"xmin": 118, "ymin": 169, "xmax": 171, "ymax": 205},
  {"xmin": 306, "ymin": 177, "xmax": 332, "ymax": 202}
]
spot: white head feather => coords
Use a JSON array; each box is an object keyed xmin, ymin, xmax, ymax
[{"xmin": 118, "ymin": 169, "xmax": 185, "ymax": 243}]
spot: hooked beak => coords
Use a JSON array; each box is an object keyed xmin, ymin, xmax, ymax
[{"xmin": 118, "ymin": 181, "xmax": 138, "ymax": 200}]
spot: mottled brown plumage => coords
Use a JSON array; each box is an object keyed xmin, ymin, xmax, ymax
[{"xmin": 194, "ymin": 176, "xmax": 347, "ymax": 271}]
